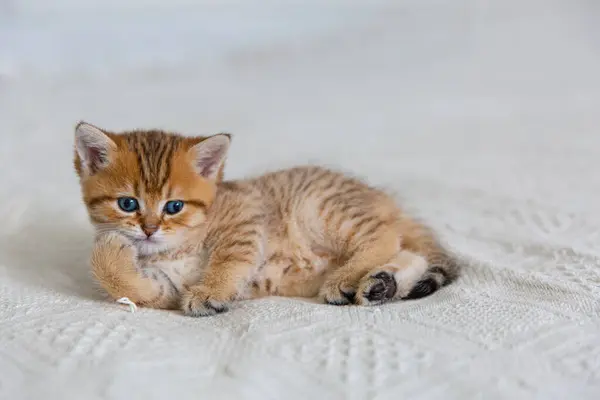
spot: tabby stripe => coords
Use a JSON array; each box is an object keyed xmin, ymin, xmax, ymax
[
  {"xmin": 344, "ymin": 219, "xmax": 376, "ymax": 245},
  {"xmin": 319, "ymin": 192, "xmax": 340, "ymax": 215},
  {"xmin": 135, "ymin": 149, "xmax": 147, "ymax": 187},
  {"xmin": 230, "ymin": 216, "xmax": 264, "ymax": 231},
  {"xmin": 157, "ymin": 142, "xmax": 174, "ymax": 189},
  {"xmin": 217, "ymin": 252, "xmax": 254, "ymax": 265},
  {"xmin": 138, "ymin": 146, "xmax": 151, "ymax": 187},
  {"xmin": 361, "ymin": 219, "xmax": 387, "ymax": 238},
  {"xmin": 156, "ymin": 269, "xmax": 180, "ymax": 295},
  {"xmin": 299, "ymin": 169, "xmax": 328, "ymax": 195},
  {"xmin": 228, "ymin": 240, "xmax": 255, "ymax": 249},
  {"xmin": 319, "ymin": 175, "xmax": 339, "ymax": 194},
  {"xmin": 269, "ymin": 186, "xmax": 278, "ymax": 199},
  {"xmin": 88, "ymin": 196, "xmax": 117, "ymax": 207},
  {"xmin": 335, "ymin": 187, "xmax": 364, "ymax": 202},
  {"xmin": 343, "ymin": 215, "xmax": 372, "ymax": 235},
  {"xmin": 186, "ymin": 200, "xmax": 207, "ymax": 210},
  {"xmin": 133, "ymin": 180, "xmax": 140, "ymax": 197},
  {"xmin": 218, "ymin": 227, "xmax": 260, "ymax": 242},
  {"xmin": 211, "ymin": 226, "xmax": 260, "ymax": 246},
  {"xmin": 290, "ymin": 168, "xmax": 309, "ymax": 197},
  {"xmin": 348, "ymin": 210, "xmax": 368, "ymax": 221},
  {"xmin": 323, "ymin": 187, "xmax": 362, "ymax": 213},
  {"xmin": 150, "ymin": 283, "xmax": 165, "ymax": 303},
  {"xmin": 338, "ymin": 203, "xmax": 354, "ymax": 215},
  {"xmin": 304, "ymin": 184, "xmax": 325, "ymax": 201}
]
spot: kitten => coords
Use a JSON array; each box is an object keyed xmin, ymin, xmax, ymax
[{"xmin": 74, "ymin": 122, "xmax": 460, "ymax": 316}]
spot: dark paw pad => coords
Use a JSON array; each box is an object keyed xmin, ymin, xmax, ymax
[
  {"xmin": 404, "ymin": 278, "xmax": 439, "ymax": 300},
  {"xmin": 341, "ymin": 289, "xmax": 356, "ymax": 303},
  {"xmin": 363, "ymin": 272, "xmax": 397, "ymax": 303}
]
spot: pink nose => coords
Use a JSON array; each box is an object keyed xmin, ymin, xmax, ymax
[{"xmin": 142, "ymin": 224, "xmax": 159, "ymax": 237}]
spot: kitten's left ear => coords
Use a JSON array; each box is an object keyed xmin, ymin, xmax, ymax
[
  {"xmin": 74, "ymin": 122, "xmax": 117, "ymax": 175},
  {"xmin": 189, "ymin": 133, "xmax": 231, "ymax": 181}
]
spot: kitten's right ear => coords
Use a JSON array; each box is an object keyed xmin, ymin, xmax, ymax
[
  {"xmin": 74, "ymin": 122, "xmax": 117, "ymax": 175},
  {"xmin": 188, "ymin": 133, "xmax": 231, "ymax": 181}
]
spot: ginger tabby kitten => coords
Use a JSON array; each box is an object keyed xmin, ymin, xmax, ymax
[{"xmin": 74, "ymin": 122, "xmax": 460, "ymax": 317}]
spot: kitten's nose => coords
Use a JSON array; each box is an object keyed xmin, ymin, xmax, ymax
[{"xmin": 142, "ymin": 224, "xmax": 159, "ymax": 237}]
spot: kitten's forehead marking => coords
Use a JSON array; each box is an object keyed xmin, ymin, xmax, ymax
[{"xmin": 126, "ymin": 131, "xmax": 182, "ymax": 193}]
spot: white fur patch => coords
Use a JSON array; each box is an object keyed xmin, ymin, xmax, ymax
[{"xmin": 390, "ymin": 251, "xmax": 428, "ymax": 296}]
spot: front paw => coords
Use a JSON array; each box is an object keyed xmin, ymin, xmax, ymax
[
  {"xmin": 93, "ymin": 232, "xmax": 137, "ymax": 260},
  {"xmin": 319, "ymin": 279, "xmax": 356, "ymax": 306},
  {"xmin": 91, "ymin": 232, "xmax": 138, "ymax": 276},
  {"xmin": 181, "ymin": 286, "xmax": 230, "ymax": 317},
  {"xmin": 90, "ymin": 232, "xmax": 140, "ymax": 302}
]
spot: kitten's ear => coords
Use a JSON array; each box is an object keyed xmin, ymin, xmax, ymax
[
  {"xmin": 189, "ymin": 133, "xmax": 231, "ymax": 181},
  {"xmin": 74, "ymin": 122, "xmax": 117, "ymax": 175}
]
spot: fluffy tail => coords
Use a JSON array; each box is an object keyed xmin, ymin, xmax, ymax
[
  {"xmin": 404, "ymin": 245, "xmax": 461, "ymax": 299},
  {"xmin": 398, "ymin": 216, "xmax": 462, "ymax": 299}
]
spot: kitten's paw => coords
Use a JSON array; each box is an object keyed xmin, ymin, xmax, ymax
[
  {"xmin": 93, "ymin": 232, "xmax": 137, "ymax": 256},
  {"xmin": 90, "ymin": 232, "xmax": 143, "ymax": 303},
  {"xmin": 181, "ymin": 286, "xmax": 230, "ymax": 317},
  {"xmin": 91, "ymin": 232, "xmax": 138, "ymax": 267},
  {"xmin": 320, "ymin": 279, "xmax": 356, "ymax": 306},
  {"xmin": 356, "ymin": 271, "xmax": 397, "ymax": 306}
]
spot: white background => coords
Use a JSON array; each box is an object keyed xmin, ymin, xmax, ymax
[{"xmin": 1, "ymin": 1, "xmax": 599, "ymax": 399}]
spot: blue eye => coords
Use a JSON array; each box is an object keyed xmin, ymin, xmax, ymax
[
  {"xmin": 117, "ymin": 197, "xmax": 139, "ymax": 212},
  {"xmin": 164, "ymin": 200, "xmax": 184, "ymax": 215}
]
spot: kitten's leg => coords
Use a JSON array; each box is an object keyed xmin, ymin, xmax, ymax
[
  {"xmin": 354, "ymin": 250, "xmax": 429, "ymax": 305},
  {"xmin": 397, "ymin": 223, "xmax": 461, "ymax": 299},
  {"xmin": 352, "ymin": 216, "xmax": 461, "ymax": 305},
  {"xmin": 319, "ymin": 227, "xmax": 400, "ymax": 305},
  {"xmin": 181, "ymin": 234, "xmax": 262, "ymax": 317},
  {"xmin": 91, "ymin": 232, "xmax": 179, "ymax": 309}
]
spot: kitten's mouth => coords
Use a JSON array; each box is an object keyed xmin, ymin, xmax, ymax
[
  {"xmin": 124, "ymin": 233, "xmax": 161, "ymax": 245},
  {"xmin": 116, "ymin": 231, "xmax": 168, "ymax": 252},
  {"xmin": 135, "ymin": 237, "xmax": 159, "ymax": 244}
]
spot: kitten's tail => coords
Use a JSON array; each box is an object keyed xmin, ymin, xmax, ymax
[
  {"xmin": 399, "ymin": 217, "xmax": 462, "ymax": 299},
  {"xmin": 404, "ymin": 244, "xmax": 462, "ymax": 299}
]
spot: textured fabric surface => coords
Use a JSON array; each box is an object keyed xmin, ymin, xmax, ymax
[{"xmin": 1, "ymin": 1, "xmax": 599, "ymax": 399}]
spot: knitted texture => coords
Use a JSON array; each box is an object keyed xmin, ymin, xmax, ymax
[{"xmin": 1, "ymin": 2, "xmax": 599, "ymax": 399}]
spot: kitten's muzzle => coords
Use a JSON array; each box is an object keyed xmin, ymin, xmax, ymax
[{"xmin": 142, "ymin": 224, "xmax": 159, "ymax": 237}]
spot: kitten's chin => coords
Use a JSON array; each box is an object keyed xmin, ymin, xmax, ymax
[{"xmin": 135, "ymin": 240, "xmax": 175, "ymax": 256}]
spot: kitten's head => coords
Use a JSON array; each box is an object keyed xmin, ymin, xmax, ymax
[{"xmin": 74, "ymin": 122, "xmax": 230, "ymax": 255}]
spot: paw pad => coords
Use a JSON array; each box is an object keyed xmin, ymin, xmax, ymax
[{"xmin": 361, "ymin": 271, "xmax": 397, "ymax": 304}]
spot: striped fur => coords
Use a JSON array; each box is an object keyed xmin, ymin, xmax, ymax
[{"xmin": 75, "ymin": 122, "xmax": 460, "ymax": 316}]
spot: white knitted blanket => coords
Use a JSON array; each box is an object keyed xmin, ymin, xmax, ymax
[{"xmin": 1, "ymin": 1, "xmax": 599, "ymax": 399}]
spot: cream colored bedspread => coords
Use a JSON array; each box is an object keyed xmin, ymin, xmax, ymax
[{"xmin": 1, "ymin": 1, "xmax": 599, "ymax": 399}]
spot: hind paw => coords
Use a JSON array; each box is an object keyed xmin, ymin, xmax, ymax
[{"xmin": 356, "ymin": 271, "xmax": 398, "ymax": 305}]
